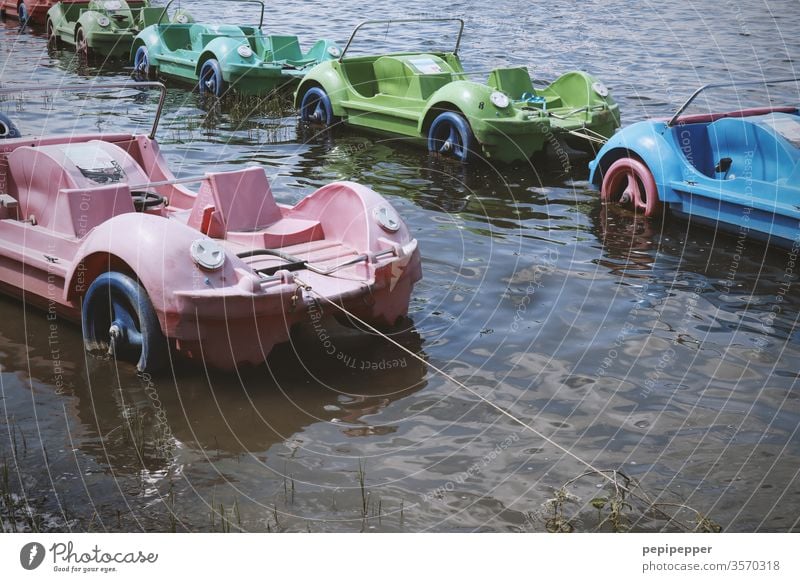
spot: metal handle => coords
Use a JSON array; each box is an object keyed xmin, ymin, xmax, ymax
[
  {"xmin": 339, "ymin": 18, "xmax": 465, "ymax": 62},
  {"xmin": 158, "ymin": 0, "xmax": 265, "ymax": 28},
  {"xmin": 667, "ymin": 76, "xmax": 800, "ymax": 126}
]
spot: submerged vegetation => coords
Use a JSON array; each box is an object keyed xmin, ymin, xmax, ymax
[{"xmin": 535, "ymin": 470, "xmax": 722, "ymax": 533}]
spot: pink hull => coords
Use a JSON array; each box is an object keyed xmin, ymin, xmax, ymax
[
  {"xmin": 0, "ymin": 1, "xmax": 59, "ymax": 25},
  {"xmin": 0, "ymin": 129, "xmax": 421, "ymax": 370}
]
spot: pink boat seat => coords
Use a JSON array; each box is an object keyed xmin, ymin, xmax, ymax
[
  {"xmin": 186, "ymin": 166, "xmax": 323, "ymax": 246},
  {"xmin": 8, "ymin": 140, "xmax": 140, "ymax": 236}
]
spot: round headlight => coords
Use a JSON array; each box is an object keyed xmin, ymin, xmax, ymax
[
  {"xmin": 592, "ymin": 81, "xmax": 609, "ymax": 97},
  {"xmin": 97, "ymin": 15, "xmax": 110, "ymax": 27},
  {"xmin": 176, "ymin": 14, "xmax": 189, "ymax": 24},
  {"xmin": 190, "ymin": 239, "xmax": 226, "ymax": 270},
  {"xmin": 490, "ymin": 91, "xmax": 510, "ymax": 109},
  {"xmin": 327, "ymin": 45, "xmax": 341, "ymax": 58},
  {"xmin": 237, "ymin": 44, "xmax": 253, "ymax": 58},
  {"xmin": 374, "ymin": 205, "xmax": 401, "ymax": 233}
]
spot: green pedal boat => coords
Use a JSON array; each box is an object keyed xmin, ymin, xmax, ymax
[
  {"xmin": 295, "ymin": 19, "xmax": 621, "ymax": 163},
  {"xmin": 47, "ymin": 0, "xmax": 193, "ymax": 59},
  {"xmin": 132, "ymin": 0, "xmax": 341, "ymax": 96}
]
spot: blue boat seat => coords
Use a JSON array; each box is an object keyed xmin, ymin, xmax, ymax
[
  {"xmin": 672, "ymin": 123, "xmax": 714, "ymax": 176},
  {"xmin": 707, "ymin": 114, "xmax": 798, "ymax": 182}
]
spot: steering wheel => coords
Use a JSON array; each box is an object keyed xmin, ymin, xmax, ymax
[{"xmin": 131, "ymin": 190, "xmax": 166, "ymax": 212}]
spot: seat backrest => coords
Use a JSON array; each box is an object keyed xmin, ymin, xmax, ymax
[
  {"xmin": 7, "ymin": 141, "xmax": 138, "ymax": 236},
  {"xmin": 707, "ymin": 115, "xmax": 797, "ymax": 182},
  {"xmin": 268, "ymin": 35, "xmax": 303, "ymax": 62},
  {"xmin": 487, "ymin": 67, "xmax": 535, "ymax": 99},
  {"xmin": 161, "ymin": 23, "xmax": 193, "ymax": 51},
  {"xmin": 671, "ymin": 123, "xmax": 714, "ymax": 177},
  {"xmin": 198, "ymin": 24, "xmax": 246, "ymax": 47},
  {"xmin": 140, "ymin": 7, "xmax": 166, "ymax": 27},
  {"xmin": 374, "ymin": 56, "xmax": 412, "ymax": 96},
  {"xmin": 341, "ymin": 59, "xmax": 378, "ymax": 97},
  {"xmin": 187, "ymin": 166, "xmax": 282, "ymax": 236},
  {"xmin": 375, "ymin": 54, "xmax": 452, "ymax": 98}
]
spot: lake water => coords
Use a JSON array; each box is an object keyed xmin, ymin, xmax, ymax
[{"xmin": 1, "ymin": 0, "xmax": 799, "ymax": 532}]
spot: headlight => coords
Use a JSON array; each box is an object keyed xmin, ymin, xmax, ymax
[
  {"xmin": 237, "ymin": 44, "xmax": 253, "ymax": 58},
  {"xmin": 374, "ymin": 205, "xmax": 401, "ymax": 233},
  {"xmin": 327, "ymin": 45, "xmax": 341, "ymax": 58},
  {"xmin": 592, "ymin": 81, "xmax": 609, "ymax": 97},
  {"xmin": 97, "ymin": 15, "xmax": 110, "ymax": 27},
  {"xmin": 176, "ymin": 14, "xmax": 189, "ymax": 24},
  {"xmin": 490, "ymin": 91, "xmax": 510, "ymax": 109},
  {"xmin": 190, "ymin": 239, "xmax": 226, "ymax": 270}
]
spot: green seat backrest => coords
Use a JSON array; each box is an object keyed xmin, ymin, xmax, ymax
[
  {"xmin": 140, "ymin": 7, "xmax": 166, "ymax": 27},
  {"xmin": 375, "ymin": 54, "xmax": 451, "ymax": 97},
  {"xmin": 487, "ymin": 67, "xmax": 535, "ymax": 99},
  {"xmin": 268, "ymin": 35, "xmax": 303, "ymax": 62},
  {"xmin": 239, "ymin": 27, "xmax": 264, "ymax": 54},
  {"xmin": 341, "ymin": 60, "xmax": 379, "ymax": 97},
  {"xmin": 374, "ymin": 56, "xmax": 412, "ymax": 96},
  {"xmin": 198, "ymin": 25, "xmax": 246, "ymax": 47},
  {"xmin": 161, "ymin": 24, "xmax": 192, "ymax": 51},
  {"xmin": 411, "ymin": 73, "xmax": 451, "ymax": 100}
]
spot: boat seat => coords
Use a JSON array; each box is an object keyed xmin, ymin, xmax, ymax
[
  {"xmin": 196, "ymin": 24, "xmax": 246, "ymax": 49},
  {"xmin": 341, "ymin": 60, "xmax": 379, "ymax": 97},
  {"xmin": 140, "ymin": 7, "xmax": 167, "ymax": 27},
  {"xmin": 186, "ymin": 166, "xmax": 284, "ymax": 237},
  {"xmin": 7, "ymin": 141, "xmax": 139, "ymax": 236},
  {"xmin": 784, "ymin": 161, "xmax": 800, "ymax": 187},
  {"xmin": 267, "ymin": 35, "xmax": 314, "ymax": 67},
  {"xmin": 374, "ymin": 54, "xmax": 452, "ymax": 99},
  {"xmin": 487, "ymin": 67, "xmax": 535, "ymax": 100},
  {"xmin": 672, "ymin": 123, "xmax": 714, "ymax": 176},
  {"xmin": 160, "ymin": 23, "xmax": 193, "ymax": 52},
  {"xmin": 706, "ymin": 115, "xmax": 797, "ymax": 182}
]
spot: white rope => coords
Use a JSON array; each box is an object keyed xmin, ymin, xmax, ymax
[{"xmin": 297, "ymin": 280, "xmax": 615, "ymax": 483}]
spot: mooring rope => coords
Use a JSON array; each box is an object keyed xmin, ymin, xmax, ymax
[
  {"xmin": 294, "ymin": 278, "xmax": 613, "ymax": 482},
  {"xmin": 293, "ymin": 279, "xmax": 721, "ymax": 530}
]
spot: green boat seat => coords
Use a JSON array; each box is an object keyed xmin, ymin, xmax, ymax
[
  {"xmin": 238, "ymin": 26, "xmax": 265, "ymax": 54},
  {"xmin": 341, "ymin": 59, "xmax": 379, "ymax": 97},
  {"xmin": 140, "ymin": 7, "xmax": 167, "ymax": 27},
  {"xmin": 267, "ymin": 35, "xmax": 315, "ymax": 67},
  {"xmin": 487, "ymin": 67, "xmax": 535, "ymax": 100},
  {"xmin": 198, "ymin": 25, "xmax": 247, "ymax": 47},
  {"xmin": 161, "ymin": 23, "xmax": 193, "ymax": 52},
  {"xmin": 374, "ymin": 54, "xmax": 452, "ymax": 99}
]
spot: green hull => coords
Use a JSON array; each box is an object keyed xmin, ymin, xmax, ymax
[
  {"xmin": 132, "ymin": 20, "xmax": 340, "ymax": 96},
  {"xmin": 296, "ymin": 52, "xmax": 620, "ymax": 163}
]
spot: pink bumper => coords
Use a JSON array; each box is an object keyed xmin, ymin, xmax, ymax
[{"xmin": 161, "ymin": 244, "xmax": 422, "ymax": 369}]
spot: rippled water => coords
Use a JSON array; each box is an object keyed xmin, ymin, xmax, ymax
[{"xmin": 1, "ymin": 0, "xmax": 800, "ymax": 532}]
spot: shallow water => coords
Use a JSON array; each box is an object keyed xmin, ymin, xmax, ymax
[{"xmin": 1, "ymin": 0, "xmax": 799, "ymax": 532}]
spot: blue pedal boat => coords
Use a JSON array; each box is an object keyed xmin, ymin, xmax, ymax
[{"xmin": 589, "ymin": 77, "xmax": 800, "ymax": 247}]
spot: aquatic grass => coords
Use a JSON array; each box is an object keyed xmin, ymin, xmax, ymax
[
  {"xmin": 0, "ymin": 454, "xmax": 45, "ymax": 533},
  {"xmin": 540, "ymin": 470, "xmax": 722, "ymax": 533}
]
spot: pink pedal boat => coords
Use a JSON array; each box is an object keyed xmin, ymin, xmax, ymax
[{"xmin": 0, "ymin": 83, "xmax": 421, "ymax": 372}]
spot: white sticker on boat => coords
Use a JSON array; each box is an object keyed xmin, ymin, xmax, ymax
[
  {"xmin": 63, "ymin": 144, "xmax": 126, "ymax": 184},
  {"xmin": 408, "ymin": 58, "xmax": 443, "ymax": 74}
]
